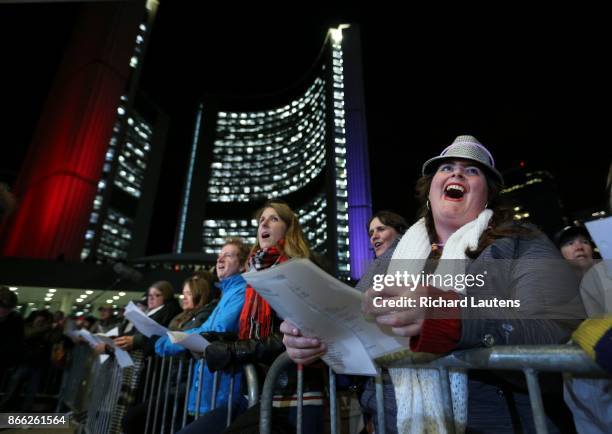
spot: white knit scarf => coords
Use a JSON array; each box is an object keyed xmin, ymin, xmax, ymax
[{"xmin": 387, "ymin": 209, "xmax": 493, "ymax": 434}]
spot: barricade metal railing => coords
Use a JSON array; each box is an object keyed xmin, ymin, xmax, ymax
[
  {"xmin": 260, "ymin": 345, "xmax": 612, "ymax": 434},
  {"xmin": 48, "ymin": 342, "xmax": 260, "ymax": 434},
  {"xmin": 139, "ymin": 354, "xmax": 259, "ymax": 434},
  {"xmin": 55, "ymin": 343, "xmax": 96, "ymax": 413},
  {"xmin": 84, "ymin": 350, "xmax": 125, "ymax": 434}
]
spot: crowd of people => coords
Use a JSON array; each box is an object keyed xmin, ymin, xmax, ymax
[
  {"xmin": 0, "ymin": 297, "xmax": 65, "ymax": 412},
  {"xmin": 1, "ymin": 135, "xmax": 611, "ymax": 433}
]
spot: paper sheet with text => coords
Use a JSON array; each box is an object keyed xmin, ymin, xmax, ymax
[
  {"xmin": 586, "ymin": 216, "xmax": 612, "ymax": 260},
  {"xmin": 95, "ymin": 329, "xmax": 135, "ymax": 368},
  {"xmin": 124, "ymin": 301, "xmax": 168, "ymax": 337},
  {"xmin": 242, "ymin": 258, "xmax": 408, "ymax": 376},
  {"xmin": 167, "ymin": 331, "xmax": 210, "ymax": 353},
  {"xmin": 77, "ymin": 328, "xmax": 134, "ymax": 368}
]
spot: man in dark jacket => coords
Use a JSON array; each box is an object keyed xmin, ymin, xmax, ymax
[{"xmin": 0, "ymin": 286, "xmax": 24, "ymax": 379}]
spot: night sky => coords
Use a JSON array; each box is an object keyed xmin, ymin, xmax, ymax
[{"xmin": 1, "ymin": 3, "xmax": 609, "ymax": 255}]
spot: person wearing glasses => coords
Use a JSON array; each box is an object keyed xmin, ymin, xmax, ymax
[
  {"xmin": 114, "ymin": 281, "xmax": 182, "ymax": 353},
  {"xmin": 122, "ymin": 273, "xmax": 220, "ymax": 434}
]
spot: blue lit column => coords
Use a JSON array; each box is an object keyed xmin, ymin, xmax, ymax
[{"xmin": 331, "ymin": 25, "xmax": 372, "ymax": 280}]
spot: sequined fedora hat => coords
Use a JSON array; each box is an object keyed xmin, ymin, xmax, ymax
[{"xmin": 422, "ymin": 135, "xmax": 504, "ymax": 185}]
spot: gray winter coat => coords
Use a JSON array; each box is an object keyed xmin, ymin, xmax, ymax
[{"xmin": 359, "ymin": 227, "xmax": 585, "ymax": 434}]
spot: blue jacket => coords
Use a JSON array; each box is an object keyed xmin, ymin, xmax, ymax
[{"xmin": 155, "ymin": 273, "xmax": 246, "ymax": 414}]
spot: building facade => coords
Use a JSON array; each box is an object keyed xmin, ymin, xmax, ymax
[
  {"xmin": 175, "ymin": 25, "xmax": 372, "ymax": 280},
  {"xmin": 80, "ymin": 94, "xmax": 168, "ymax": 263},
  {"xmin": 500, "ymin": 168, "xmax": 565, "ymax": 237},
  {"xmin": 80, "ymin": 1, "xmax": 166, "ymax": 263},
  {"xmin": 0, "ymin": 0, "xmax": 164, "ymax": 263}
]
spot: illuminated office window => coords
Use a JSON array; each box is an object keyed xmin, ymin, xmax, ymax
[
  {"xmin": 178, "ymin": 25, "xmax": 369, "ymax": 281},
  {"xmin": 207, "ymin": 78, "xmax": 327, "ymax": 202}
]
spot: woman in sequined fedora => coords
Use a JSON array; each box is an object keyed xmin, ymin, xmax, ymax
[{"xmin": 283, "ymin": 135, "xmax": 585, "ymax": 434}]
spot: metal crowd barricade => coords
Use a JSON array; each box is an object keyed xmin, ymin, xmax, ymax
[
  {"xmin": 55, "ymin": 343, "xmax": 96, "ymax": 413},
  {"xmin": 84, "ymin": 352, "xmax": 125, "ymax": 434},
  {"xmin": 140, "ymin": 354, "xmax": 259, "ymax": 434},
  {"xmin": 61, "ymin": 350, "xmax": 259, "ymax": 433},
  {"xmin": 260, "ymin": 346, "xmax": 612, "ymax": 434}
]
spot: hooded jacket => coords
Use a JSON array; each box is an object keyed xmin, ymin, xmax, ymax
[{"xmin": 155, "ymin": 273, "xmax": 246, "ymax": 414}]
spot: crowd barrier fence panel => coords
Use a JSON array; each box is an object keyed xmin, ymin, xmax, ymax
[
  {"xmin": 55, "ymin": 343, "xmax": 96, "ymax": 413},
  {"xmin": 139, "ymin": 354, "xmax": 259, "ymax": 434},
  {"xmin": 62, "ymin": 349, "xmax": 261, "ymax": 434},
  {"xmin": 259, "ymin": 345, "xmax": 612, "ymax": 434},
  {"xmin": 84, "ymin": 353, "xmax": 124, "ymax": 434}
]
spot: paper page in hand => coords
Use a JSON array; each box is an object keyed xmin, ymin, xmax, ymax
[
  {"xmin": 84, "ymin": 329, "xmax": 135, "ymax": 367},
  {"xmin": 167, "ymin": 331, "xmax": 210, "ymax": 353},
  {"xmin": 189, "ymin": 350, "xmax": 203, "ymax": 359},
  {"xmin": 294, "ymin": 313, "xmax": 378, "ymax": 376},
  {"xmin": 243, "ymin": 259, "xmax": 407, "ymax": 364},
  {"xmin": 105, "ymin": 326, "xmax": 119, "ymax": 338},
  {"xmin": 586, "ymin": 216, "xmax": 612, "ymax": 260},
  {"xmin": 94, "ymin": 334, "xmax": 115, "ymax": 346},
  {"xmin": 63, "ymin": 320, "xmax": 77, "ymax": 337},
  {"xmin": 78, "ymin": 329, "xmax": 102, "ymax": 347},
  {"xmin": 253, "ymin": 283, "xmax": 376, "ymax": 375},
  {"xmin": 124, "ymin": 301, "xmax": 168, "ymax": 337},
  {"xmin": 66, "ymin": 330, "xmax": 80, "ymax": 340},
  {"xmin": 93, "ymin": 333, "xmax": 135, "ymax": 368},
  {"xmin": 113, "ymin": 347, "xmax": 135, "ymax": 368}
]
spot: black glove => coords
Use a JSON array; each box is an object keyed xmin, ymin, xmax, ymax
[
  {"xmin": 205, "ymin": 341, "xmax": 234, "ymax": 372},
  {"xmin": 233, "ymin": 334, "xmax": 285, "ymax": 366},
  {"xmin": 200, "ymin": 331, "xmax": 238, "ymax": 343},
  {"xmin": 204, "ymin": 333, "xmax": 286, "ymax": 372},
  {"xmin": 335, "ymin": 374, "xmax": 367, "ymax": 392}
]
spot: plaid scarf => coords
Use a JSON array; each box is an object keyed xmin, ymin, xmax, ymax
[{"xmin": 238, "ymin": 245, "xmax": 287, "ymax": 339}]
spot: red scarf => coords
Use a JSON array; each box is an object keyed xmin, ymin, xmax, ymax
[{"xmin": 238, "ymin": 245, "xmax": 288, "ymax": 339}]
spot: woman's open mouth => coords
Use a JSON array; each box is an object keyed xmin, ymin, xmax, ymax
[{"xmin": 444, "ymin": 183, "xmax": 466, "ymax": 201}]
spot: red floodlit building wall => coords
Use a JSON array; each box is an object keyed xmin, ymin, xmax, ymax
[{"xmin": 0, "ymin": 2, "xmax": 144, "ymax": 260}]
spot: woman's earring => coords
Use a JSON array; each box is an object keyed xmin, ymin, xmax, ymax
[
  {"xmin": 426, "ymin": 200, "xmax": 430, "ymax": 211},
  {"xmin": 484, "ymin": 202, "xmax": 489, "ymax": 209}
]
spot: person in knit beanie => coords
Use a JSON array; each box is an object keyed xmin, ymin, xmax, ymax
[
  {"xmin": 555, "ymin": 225, "xmax": 597, "ymax": 276},
  {"xmin": 573, "ymin": 317, "xmax": 612, "ymax": 375},
  {"xmin": 564, "ymin": 162, "xmax": 612, "ymax": 434}
]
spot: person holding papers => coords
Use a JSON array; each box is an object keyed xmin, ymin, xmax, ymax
[
  {"xmin": 102, "ymin": 281, "xmax": 181, "ymax": 433},
  {"xmin": 114, "ymin": 281, "xmax": 181, "ymax": 353},
  {"xmin": 282, "ymin": 135, "xmax": 585, "ymax": 434},
  {"xmin": 198, "ymin": 200, "xmax": 325, "ymax": 434},
  {"xmin": 153, "ymin": 238, "xmax": 249, "ymax": 434},
  {"xmin": 122, "ymin": 273, "xmax": 220, "ymax": 434}
]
